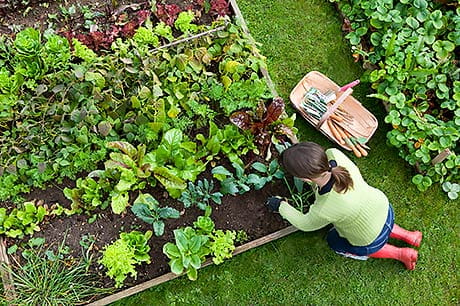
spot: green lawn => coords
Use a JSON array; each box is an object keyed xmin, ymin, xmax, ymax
[{"xmin": 114, "ymin": 1, "xmax": 459, "ymax": 304}]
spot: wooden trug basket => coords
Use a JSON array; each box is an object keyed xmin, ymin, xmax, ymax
[{"xmin": 290, "ymin": 71, "xmax": 378, "ymax": 151}]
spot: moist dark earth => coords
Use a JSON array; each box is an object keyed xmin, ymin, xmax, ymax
[{"xmin": 1, "ymin": 0, "xmax": 295, "ymax": 292}]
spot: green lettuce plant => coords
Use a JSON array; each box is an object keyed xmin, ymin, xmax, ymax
[
  {"xmin": 210, "ymin": 229, "xmax": 236, "ymax": 265},
  {"xmin": 0, "ymin": 201, "xmax": 48, "ymax": 238},
  {"xmin": 163, "ymin": 227, "xmax": 210, "ymax": 281},
  {"xmin": 99, "ymin": 230, "xmax": 152, "ymax": 288},
  {"xmin": 174, "ymin": 11, "xmax": 199, "ymax": 34},
  {"xmin": 63, "ymin": 176, "xmax": 110, "ymax": 215}
]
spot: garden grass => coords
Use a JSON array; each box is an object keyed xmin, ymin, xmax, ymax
[{"xmin": 114, "ymin": 0, "xmax": 459, "ymax": 304}]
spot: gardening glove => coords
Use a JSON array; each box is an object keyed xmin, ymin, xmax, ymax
[{"xmin": 266, "ymin": 196, "xmax": 285, "ymax": 213}]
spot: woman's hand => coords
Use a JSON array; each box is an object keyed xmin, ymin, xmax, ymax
[{"xmin": 265, "ymin": 196, "xmax": 286, "ymax": 212}]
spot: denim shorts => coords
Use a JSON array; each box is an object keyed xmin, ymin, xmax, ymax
[{"xmin": 326, "ymin": 204, "xmax": 395, "ymax": 256}]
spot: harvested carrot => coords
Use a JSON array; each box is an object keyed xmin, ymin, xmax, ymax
[
  {"xmin": 344, "ymin": 130, "xmax": 367, "ymax": 157},
  {"xmin": 333, "ymin": 122, "xmax": 348, "ymax": 141},
  {"xmin": 344, "ymin": 137, "xmax": 362, "ymax": 158},
  {"xmin": 335, "ymin": 125, "xmax": 361, "ymax": 158},
  {"xmin": 327, "ymin": 119, "xmax": 344, "ymax": 145},
  {"xmin": 329, "ymin": 113, "xmax": 343, "ymax": 122}
]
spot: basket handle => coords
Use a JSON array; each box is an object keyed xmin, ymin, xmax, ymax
[{"xmin": 316, "ymin": 88, "xmax": 353, "ymax": 129}]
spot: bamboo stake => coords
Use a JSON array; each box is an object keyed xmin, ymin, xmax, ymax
[{"xmin": 0, "ymin": 237, "xmax": 16, "ymax": 302}]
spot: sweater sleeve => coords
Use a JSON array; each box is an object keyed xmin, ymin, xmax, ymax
[{"xmin": 278, "ymin": 201, "xmax": 330, "ymax": 231}]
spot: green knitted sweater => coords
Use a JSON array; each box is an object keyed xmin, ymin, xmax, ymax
[{"xmin": 279, "ymin": 148, "xmax": 389, "ymax": 246}]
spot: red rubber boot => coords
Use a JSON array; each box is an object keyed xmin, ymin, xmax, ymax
[
  {"xmin": 369, "ymin": 244, "xmax": 418, "ymax": 270},
  {"xmin": 390, "ymin": 224, "xmax": 422, "ymax": 247}
]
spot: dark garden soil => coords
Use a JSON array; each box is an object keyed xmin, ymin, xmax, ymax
[
  {"xmin": 7, "ymin": 153, "xmax": 291, "ymax": 289},
  {"xmin": 0, "ymin": 0, "xmax": 295, "ymax": 293}
]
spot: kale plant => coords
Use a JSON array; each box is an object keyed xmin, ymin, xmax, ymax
[{"xmin": 179, "ymin": 179, "xmax": 223, "ymax": 211}]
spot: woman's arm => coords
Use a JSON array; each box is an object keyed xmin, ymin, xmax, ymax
[{"xmin": 279, "ymin": 201, "xmax": 330, "ymax": 231}]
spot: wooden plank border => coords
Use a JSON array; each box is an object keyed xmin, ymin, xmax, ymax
[
  {"xmin": 88, "ymin": 226, "xmax": 298, "ymax": 305},
  {"xmin": 0, "ymin": 237, "xmax": 16, "ymax": 302}
]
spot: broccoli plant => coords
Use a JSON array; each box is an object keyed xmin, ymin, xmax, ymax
[
  {"xmin": 131, "ymin": 193, "xmax": 180, "ymax": 236},
  {"xmin": 247, "ymin": 159, "xmax": 285, "ymax": 190},
  {"xmin": 211, "ymin": 163, "xmax": 251, "ymax": 195}
]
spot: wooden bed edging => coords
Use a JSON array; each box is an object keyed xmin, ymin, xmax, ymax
[
  {"xmin": 87, "ymin": 225, "xmax": 298, "ymax": 305},
  {"xmin": 0, "ymin": 237, "xmax": 16, "ymax": 301}
]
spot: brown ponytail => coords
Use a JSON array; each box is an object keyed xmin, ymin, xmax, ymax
[
  {"xmin": 330, "ymin": 166, "xmax": 353, "ymax": 193},
  {"xmin": 281, "ymin": 142, "xmax": 353, "ymax": 193}
]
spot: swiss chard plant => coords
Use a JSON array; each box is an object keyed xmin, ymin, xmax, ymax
[
  {"xmin": 103, "ymin": 141, "xmax": 152, "ymax": 214},
  {"xmin": 144, "ymin": 128, "xmax": 206, "ymax": 198},
  {"xmin": 131, "ymin": 193, "xmax": 180, "ymax": 236},
  {"xmin": 230, "ymin": 97, "xmax": 297, "ymax": 157}
]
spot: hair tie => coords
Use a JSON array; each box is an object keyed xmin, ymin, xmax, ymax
[{"xmin": 328, "ymin": 160, "xmax": 337, "ymax": 172}]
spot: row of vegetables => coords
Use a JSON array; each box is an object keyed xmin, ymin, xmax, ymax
[{"xmin": 0, "ymin": 7, "xmax": 296, "ymax": 292}]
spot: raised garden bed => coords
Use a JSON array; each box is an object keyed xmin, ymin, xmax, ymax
[{"xmin": 0, "ymin": 0, "xmax": 305, "ymax": 304}]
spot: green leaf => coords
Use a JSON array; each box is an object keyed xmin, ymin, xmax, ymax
[
  {"xmin": 211, "ymin": 166, "xmax": 232, "ymax": 181},
  {"xmin": 111, "ymin": 192, "xmax": 129, "ymax": 214},
  {"xmin": 251, "ymin": 162, "xmax": 267, "ymax": 173},
  {"xmin": 153, "ymin": 221, "xmax": 165, "ymax": 236},
  {"xmin": 107, "ymin": 141, "xmax": 137, "ymax": 159},
  {"xmin": 412, "ymin": 174, "xmax": 423, "ymax": 185},
  {"xmin": 187, "ymin": 267, "xmax": 198, "ymax": 281},
  {"xmin": 448, "ymin": 192, "xmax": 458, "ymax": 200},
  {"xmin": 175, "ymin": 229, "xmax": 188, "ymax": 252},
  {"xmin": 158, "ymin": 207, "xmax": 180, "ymax": 219},
  {"xmin": 85, "ymin": 71, "xmax": 105, "ymax": 88},
  {"xmin": 131, "ymin": 203, "xmax": 155, "ymax": 225},
  {"xmin": 190, "ymin": 254, "xmax": 201, "ymax": 269},
  {"xmin": 170, "ymin": 258, "xmax": 184, "ymax": 275},
  {"xmin": 163, "ymin": 243, "xmax": 180, "ymax": 258},
  {"xmin": 189, "ymin": 235, "xmax": 202, "ymax": 253},
  {"xmin": 154, "ymin": 167, "xmax": 187, "ymax": 191}
]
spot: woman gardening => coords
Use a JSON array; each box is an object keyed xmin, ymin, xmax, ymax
[{"xmin": 266, "ymin": 142, "xmax": 422, "ymax": 270}]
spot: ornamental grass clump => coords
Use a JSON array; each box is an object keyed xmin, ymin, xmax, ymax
[{"xmin": 2, "ymin": 244, "xmax": 107, "ymax": 305}]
